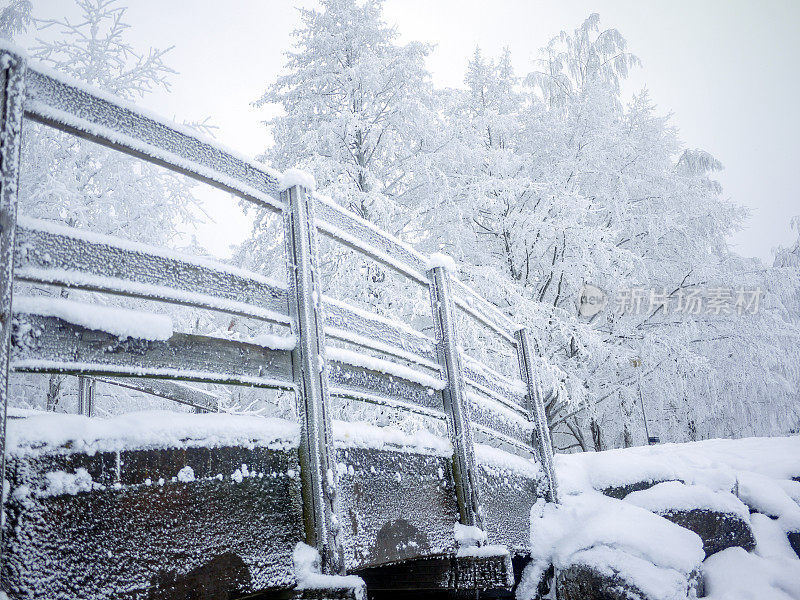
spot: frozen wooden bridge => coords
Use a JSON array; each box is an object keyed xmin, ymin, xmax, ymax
[{"xmin": 0, "ymin": 46, "xmax": 558, "ymax": 599}]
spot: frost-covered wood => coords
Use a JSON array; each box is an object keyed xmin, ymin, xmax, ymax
[
  {"xmin": 11, "ymin": 313, "xmax": 294, "ymax": 388},
  {"xmin": 462, "ymin": 359, "xmax": 527, "ymax": 411},
  {"xmin": 77, "ymin": 375, "xmax": 95, "ymax": 416},
  {"xmin": 467, "ymin": 392, "xmax": 532, "ymax": 448},
  {"xmin": 0, "ymin": 46, "xmax": 25, "ymax": 568},
  {"xmin": 335, "ymin": 446, "xmax": 458, "ymax": 569},
  {"xmin": 327, "ymin": 359, "xmax": 445, "ymax": 415},
  {"xmin": 515, "ymin": 327, "xmax": 559, "ymax": 503},
  {"xmin": 95, "ymin": 376, "xmax": 221, "ymax": 413},
  {"xmin": 0, "ymin": 34, "xmax": 565, "ymax": 595},
  {"xmin": 450, "ymin": 277, "xmax": 518, "ymax": 345},
  {"xmin": 324, "ymin": 296, "xmax": 437, "ymax": 366},
  {"xmin": 428, "ymin": 265, "xmax": 484, "ymax": 530},
  {"xmin": 315, "ymin": 195, "xmax": 428, "ymax": 283},
  {"xmin": 283, "ymin": 184, "xmax": 345, "ymax": 575},
  {"xmin": 14, "ymin": 217, "xmax": 290, "ymax": 324},
  {"xmin": 3, "ymin": 439, "xmax": 305, "ymax": 598},
  {"xmin": 23, "ymin": 65, "xmax": 284, "ymax": 211}
]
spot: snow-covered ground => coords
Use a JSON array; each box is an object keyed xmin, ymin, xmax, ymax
[{"xmin": 518, "ymin": 436, "xmax": 800, "ymax": 599}]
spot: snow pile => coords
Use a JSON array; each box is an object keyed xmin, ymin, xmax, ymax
[
  {"xmin": 41, "ymin": 468, "xmax": 96, "ymax": 497},
  {"xmin": 7, "ymin": 410, "xmax": 299, "ymax": 456},
  {"xmin": 547, "ymin": 435, "xmax": 800, "ymax": 600},
  {"xmin": 453, "ymin": 523, "xmax": 508, "ymax": 558},
  {"xmin": 176, "ymin": 466, "xmax": 196, "ymax": 483},
  {"xmin": 332, "ymin": 420, "xmax": 451, "ymax": 457},
  {"xmin": 454, "ymin": 522, "xmax": 487, "ymax": 547},
  {"xmin": 625, "ymin": 481, "xmax": 750, "ymax": 520},
  {"xmin": 737, "ymin": 471, "xmax": 800, "ymax": 531},
  {"xmin": 557, "ymin": 436, "xmax": 800, "ymax": 496},
  {"xmin": 751, "ymin": 513, "xmax": 799, "ymax": 561},
  {"xmin": 14, "ymin": 295, "xmax": 173, "ymax": 341},
  {"xmin": 279, "ymin": 167, "xmax": 316, "ymax": 191},
  {"xmin": 518, "ymin": 493, "xmax": 704, "ymax": 600},
  {"xmin": 292, "ymin": 543, "xmax": 364, "ymax": 595},
  {"xmin": 703, "ymin": 547, "xmax": 800, "ymax": 600},
  {"xmin": 427, "ymin": 252, "xmax": 458, "ymax": 272}
]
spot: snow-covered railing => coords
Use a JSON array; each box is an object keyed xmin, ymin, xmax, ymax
[{"xmin": 0, "ymin": 45, "xmax": 558, "ymax": 582}]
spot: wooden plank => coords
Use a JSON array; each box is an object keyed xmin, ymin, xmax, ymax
[
  {"xmin": 23, "ymin": 66, "xmax": 283, "ymax": 211},
  {"xmin": 95, "ymin": 376, "xmax": 221, "ymax": 413},
  {"xmin": 323, "ymin": 298, "xmax": 438, "ymax": 367},
  {"xmin": 314, "ymin": 196, "xmax": 429, "ymax": 283},
  {"xmin": 335, "ymin": 446, "xmax": 458, "ymax": 570},
  {"xmin": 477, "ymin": 457, "xmax": 542, "ymax": 553},
  {"xmin": 282, "ymin": 185, "xmax": 344, "ymax": 574},
  {"xmin": 515, "ymin": 327, "xmax": 558, "ymax": 503},
  {"xmin": 472, "ymin": 424, "xmax": 536, "ymax": 458},
  {"xmin": 354, "ymin": 554, "xmax": 514, "ymax": 592},
  {"xmin": 450, "ymin": 277, "xmax": 518, "ymax": 344},
  {"xmin": 77, "ymin": 376, "xmax": 95, "ymax": 416},
  {"xmin": 327, "ymin": 360, "xmax": 445, "ymax": 415},
  {"xmin": 462, "ymin": 358, "xmax": 528, "ymax": 411},
  {"xmin": 14, "ymin": 217, "xmax": 290, "ymax": 324},
  {"xmin": 467, "ymin": 393, "xmax": 532, "ymax": 449},
  {"xmin": 10, "ymin": 313, "xmax": 294, "ymax": 389},
  {"xmin": 427, "ymin": 265, "xmax": 483, "ymax": 530},
  {"xmin": 0, "ymin": 47, "xmax": 26, "ymax": 570}
]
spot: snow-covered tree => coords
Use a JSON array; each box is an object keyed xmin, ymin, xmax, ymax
[
  {"xmin": 5, "ymin": 0, "xmax": 210, "ymax": 412},
  {"xmin": 0, "ymin": 0, "xmax": 29, "ymax": 39},
  {"xmin": 425, "ymin": 14, "xmax": 797, "ymax": 450},
  {"xmin": 18, "ymin": 0, "xmax": 198, "ymax": 245},
  {"xmin": 245, "ymin": 0, "xmax": 443, "ymax": 327},
  {"xmin": 254, "ymin": 0, "xmax": 439, "ymax": 228}
]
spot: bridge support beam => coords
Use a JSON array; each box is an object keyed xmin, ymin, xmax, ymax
[
  {"xmin": 514, "ymin": 327, "xmax": 558, "ymax": 503},
  {"xmin": 283, "ymin": 184, "xmax": 345, "ymax": 575},
  {"xmin": 354, "ymin": 552, "xmax": 514, "ymax": 593},
  {"xmin": 428, "ymin": 265, "xmax": 484, "ymax": 530},
  {"xmin": 0, "ymin": 47, "xmax": 26, "ymax": 569}
]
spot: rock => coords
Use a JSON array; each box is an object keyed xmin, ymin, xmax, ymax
[
  {"xmin": 556, "ymin": 563, "xmax": 703, "ymax": 600},
  {"xmin": 658, "ymin": 508, "xmax": 756, "ymax": 556},
  {"xmin": 601, "ymin": 478, "xmax": 679, "ymax": 500},
  {"xmin": 788, "ymin": 530, "xmax": 800, "ymax": 559}
]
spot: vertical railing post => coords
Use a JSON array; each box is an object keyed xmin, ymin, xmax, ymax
[
  {"xmin": 78, "ymin": 376, "xmax": 95, "ymax": 417},
  {"xmin": 514, "ymin": 327, "xmax": 559, "ymax": 503},
  {"xmin": 0, "ymin": 48, "xmax": 25, "ymax": 567},
  {"xmin": 427, "ymin": 265, "xmax": 484, "ymax": 531},
  {"xmin": 283, "ymin": 184, "xmax": 344, "ymax": 575}
]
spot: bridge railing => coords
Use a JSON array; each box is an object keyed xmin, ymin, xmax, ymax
[{"xmin": 0, "ymin": 44, "xmax": 557, "ymax": 580}]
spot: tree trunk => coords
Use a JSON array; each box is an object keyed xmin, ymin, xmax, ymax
[
  {"xmin": 46, "ymin": 374, "xmax": 63, "ymax": 412},
  {"xmin": 590, "ymin": 417, "xmax": 604, "ymax": 451}
]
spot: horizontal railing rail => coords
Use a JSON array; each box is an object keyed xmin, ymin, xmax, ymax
[{"xmin": 0, "ymin": 45, "xmax": 559, "ymax": 587}]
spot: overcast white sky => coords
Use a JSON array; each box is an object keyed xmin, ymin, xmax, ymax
[{"xmin": 25, "ymin": 0, "xmax": 800, "ymax": 261}]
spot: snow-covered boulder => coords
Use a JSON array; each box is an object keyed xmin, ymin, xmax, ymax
[
  {"xmin": 788, "ymin": 530, "xmax": 800, "ymax": 560},
  {"xmin": 625, "ymin": 481, "xmax": 755, "ymax": 556},
  {"xmin": 518, "ymin": 493, "xmax": 704, "ymax": 600},
  {"xmin": 557, "ymin": 559, "xmax": 702, "ymax": 600},
  {"xmin": 736, "ymin": 472, "xmax": 800, "ymax": 559}
]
